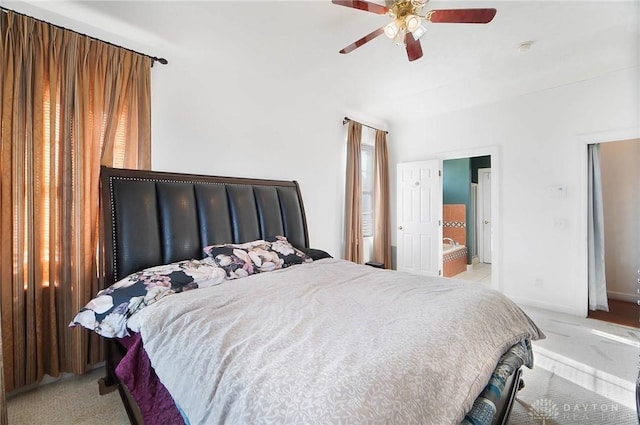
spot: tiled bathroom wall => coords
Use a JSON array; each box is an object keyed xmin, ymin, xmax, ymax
[{"xmin": 443, "ymin": 204, "xmax": 466, "ymax": 246}]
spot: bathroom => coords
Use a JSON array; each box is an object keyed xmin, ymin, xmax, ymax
[{"xmin": 442, "ymin": 155, "xmax": 491, "ymax": 282}]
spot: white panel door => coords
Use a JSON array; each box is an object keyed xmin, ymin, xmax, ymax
[
  {"xmin": 397, "ymin": 160, "xmax": 442, "ymax": 276},
  {"xmin": 477, "ymin": 168, "xmax": 492, "ymax": 263}
]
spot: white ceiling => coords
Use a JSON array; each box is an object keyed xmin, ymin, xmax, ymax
[{"xmin": 7, "ymin": 0, "xmax": 640, "ymax": 124}]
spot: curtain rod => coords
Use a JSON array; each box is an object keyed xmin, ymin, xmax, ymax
[
  {"xmin": 0, "ymin": 7, "xmax": 168, "ymax": 66},
  {"xmin": 342, "ymin": 117, "xmax": 388, "ymax": 134}
]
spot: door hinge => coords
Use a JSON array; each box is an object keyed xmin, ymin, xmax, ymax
[
  {"xmin": 439, "ymin": 220, "xmax": 441, "ymax": 226},
  {"xmin": 438, "ymin": 169, "xmax": 442, "ymax": 177},
  {"xmin": 439, "ymin": 269, "xmax": 442, "ymax": 276}
]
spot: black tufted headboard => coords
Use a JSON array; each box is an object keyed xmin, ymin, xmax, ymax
[{"xmin": 100, "ymin": 166, "xmax": 309, "ymax": 286}]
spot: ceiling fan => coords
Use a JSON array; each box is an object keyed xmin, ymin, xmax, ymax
[{"xmin": 332, "ymin": 0, "xmax": 497, "ymax": 62}]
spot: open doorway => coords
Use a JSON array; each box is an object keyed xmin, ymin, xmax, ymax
[
  {"xmin": 586, "ymin": 138, "xmax": 640, "ymax": 328},
  {"xmin": 442, "ymin": 155, "xmax": 492, "ymax": 287}
]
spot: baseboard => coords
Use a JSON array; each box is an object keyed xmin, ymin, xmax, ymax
[
  {"xmin": 507, "ymin": 295, "xmax": 586, "ymax": 317},
  {"xmin": 511, "ymin": 292, "xmax": 639, "ymax": 316},
  {"xmin": 607, "ymin": 291, "xmax": 638, "ymax": 303}
]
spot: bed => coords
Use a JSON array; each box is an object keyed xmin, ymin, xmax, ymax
[{"xmin": 71, "ymin": 166, "xmax": 543, "ymax": 425}]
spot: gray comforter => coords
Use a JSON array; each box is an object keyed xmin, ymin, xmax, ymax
[{"xmin": 132, "ymin": 258, "xmax": 542, "ymax": 425}]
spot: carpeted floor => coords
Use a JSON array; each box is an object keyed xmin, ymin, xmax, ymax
[
  {"xmin": 7, "ymin": 363, "xmax": 637, "ymax": 425},
  {"xmin": 7, "ymin": 368, "xmax": 128, "ymax": 425}
]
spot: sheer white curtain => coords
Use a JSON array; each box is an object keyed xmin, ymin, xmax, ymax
[{"xmin": 588, "ymin": 143, "xmax": 609, "ymax": 311}]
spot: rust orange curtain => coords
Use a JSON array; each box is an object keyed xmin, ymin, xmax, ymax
[
  {"xmin": 344, "ymin": 120, "xmax": 363, "ymax": 263},
  {"xmin": 373, "ymin": 130, "xmax": 391, "ymax": 269},
  {"xmin": 0, "ymin": 319, "xmax": 5, "ymax": 425},
  {"xmin": 0, "ymin": 10, "xmax": 151, "ymax": 391}
]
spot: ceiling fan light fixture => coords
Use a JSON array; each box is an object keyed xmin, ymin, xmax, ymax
[
  {"xmin": 411, "ymin": 0, "xmax": 428, "ymax": 7},
  {"xmin": 393, "ymin": 29, "xmax": 406, "ymax": 46},
  {"xmin": 384, "ymin": 20, "xmax": 401, "ymax": 39},
  {"xmin": 411, "ymin": 23, "xmax": 427, "ymax": 40},
  {"xmin": 405, "ymin": 14, "xmax": 421, "ymax": 32}
]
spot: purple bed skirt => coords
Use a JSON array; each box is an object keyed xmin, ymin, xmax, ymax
[{"xmin": 116, "ymin": 334, "xmax": 185, "ymax": 424}]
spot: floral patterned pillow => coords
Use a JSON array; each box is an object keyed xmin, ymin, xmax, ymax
[
  {"xmin": 69, "ymin": 258, "xmax": 226, "ymax": 338},
  {"xmin": 203, "ymin": 235, "xmax": 312, "ymax": 279}
]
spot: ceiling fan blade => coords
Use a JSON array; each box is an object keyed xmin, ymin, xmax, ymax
[
  {"xmin": 340, "ymin": 27, "xmax": 385, "ymax": 54},
  {"xmin": 332, "ymin": 0, "xmax": 390, "ymax": 15},
  {"xmin": 427, "ymin": 8, "xmax": 497, "ymax": 24},
  {"xmin": 405, "ymin": 33, "xmax": 423, "ymax": 62}
]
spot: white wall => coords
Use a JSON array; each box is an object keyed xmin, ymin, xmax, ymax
[
  {"xmin": 389, "ymin": 67, "xmax": 640, "ymax": 316},
  {"xmin": 150, "ymin": 60, "xmax": 347, "ymax": 256},
  {"xmin": 149, "ymin": 56, "xmax": 386, "ymax": 259},
  {"xmin": 600, "ymin": 139, "xmax": 640, "ymax": 302}
]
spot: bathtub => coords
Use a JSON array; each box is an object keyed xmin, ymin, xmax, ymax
[
  {"xmin": 443, "ymin": 243, "xmax": 464, "ymax": 253},
  {"xmin": 443, "ymin": 243, "xmax": 468, "ymax": 277}
]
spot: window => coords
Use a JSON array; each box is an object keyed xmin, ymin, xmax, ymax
[
  {"xmin": 38, "ymin": 86, "xmax": 129, "ymax": 289},
  {"xmin": 361, "ymin": 143, "xmax": 375, "ymax": 238}
]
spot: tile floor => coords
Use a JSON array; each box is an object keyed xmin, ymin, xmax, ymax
[
  {"xmin": 521, "ymin": 304, "xmax": 638, "ymax": 410},
  {"xmin": 452, "ymin": 261, "xmax": 492, "ymax": 287},
  {"xmin": 454, "ymin": 263, "xmax": 639, "ymax": 410}
]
